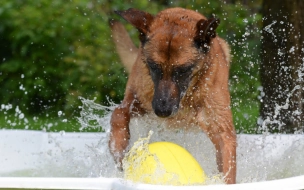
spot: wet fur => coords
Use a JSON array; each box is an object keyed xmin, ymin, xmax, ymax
[{"xmin": 109, "ymin": 7, "xmax": 236, "ymax": 184}]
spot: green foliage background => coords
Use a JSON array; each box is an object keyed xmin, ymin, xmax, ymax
[{"xmin": 0, "ymin": 0, "xmax": 262, "ymax": 133}]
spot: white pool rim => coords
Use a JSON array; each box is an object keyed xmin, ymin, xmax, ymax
[{"xmin": 0, "ymin": 175, "xmax": 303, "ymax": 190}]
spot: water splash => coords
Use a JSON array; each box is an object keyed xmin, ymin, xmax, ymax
[
  {"xmin": 259, "ymin": 85, "xmax": 302, "ymax": 133},
  {"xmin": 77, "ymin": 96, "xmax": 115, "ymax": 132},
  {"xmin": 77, "ymin": 98, "xmax": 223, "ymax": 183},
  {"xmin": 76, "ymin": 98, "xmax": 303, "ymax": 184},
  {"xmin": 263, "ymin": 20, "xmax": 277, "ymax": 40}
]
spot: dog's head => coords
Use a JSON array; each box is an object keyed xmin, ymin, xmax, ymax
[{"xmin": 115, "ymin": 8, "xmax": 220, "ymax": 117}]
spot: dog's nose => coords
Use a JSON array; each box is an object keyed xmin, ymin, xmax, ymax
[
  {"xmin": 154, "ymin": 106, "xmax": 172, "ymax": 118},
  {"xmin": 153, "ymin": 98, "xmax": 177, "ymax": 118}
]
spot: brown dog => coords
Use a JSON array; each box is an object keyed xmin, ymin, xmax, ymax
[{"xmin": 109, "ymin": 7, "xmax": 236, "ymax": 184}]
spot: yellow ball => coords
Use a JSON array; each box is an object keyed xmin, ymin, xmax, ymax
[{"xmin": 124, "ymin": 141, "xmax": 206, "ymax": 185}]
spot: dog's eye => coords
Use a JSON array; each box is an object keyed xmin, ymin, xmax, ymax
[
  {"xmin": 149, "ymin": 63, "xmax": 158, "ymax": 70},
  {"xmin": 172, "ymin": 65, "xmax": 194, "ymax": 84},
  {"xmin": 147, "ymin": 60, "xmax": 161, "ymax": 71},
  {"xmin": 146, "ymin": 60, "xmax": 162, "ymax": 80},
  {"xmin": 178, "ymin": 67, "xmax": 192, "ymax": 74},
  {"xmin": 174, "ymin": 65, "xmax": 193, "ymax": 75}
]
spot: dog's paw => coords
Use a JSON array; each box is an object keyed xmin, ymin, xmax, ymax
[
  {"xmin": 112, "ymin": 153, "xmax": 124, "ymax": 171},
  {"xmin": 109, "ymin": 144, "xmax": 125, "ymax": 171}
]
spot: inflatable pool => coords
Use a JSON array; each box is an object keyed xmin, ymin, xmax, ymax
[{"xmin": 0, "ymin": 130, "xmax": 303, "ymax": 189}]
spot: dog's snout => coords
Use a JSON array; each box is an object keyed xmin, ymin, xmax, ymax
[{"xmin": 152, "ymin": 80, "xmax": 180, "ymax": 118}]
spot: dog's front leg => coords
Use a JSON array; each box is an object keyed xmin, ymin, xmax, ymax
[
  {"xmin": 109, "ymin": 102, "xmax": 131, "ymax": 169},
  {"xmin": 209, "ymin": 130, "xmax": 236, "ymax": 184},
  {"xmin": 197, "ymin": 109, "xmax": 236, "ymax": 184},
  {"xmin": 109, "ymin": 92, "xmax": 145, "ymax": 169}
]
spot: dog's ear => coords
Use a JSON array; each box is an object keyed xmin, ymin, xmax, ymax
[
  {"xmin": 194, "ymin": 17, "xmax": 220, "ymax": 52},
  {"xmin": 115, "ymin": 8, "xmax": 154, "ymax": 43}
]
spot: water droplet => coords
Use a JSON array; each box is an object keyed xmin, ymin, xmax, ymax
[{"xmin": 19, "ymin": 113, "xmax": 24, "ymax": 119}]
